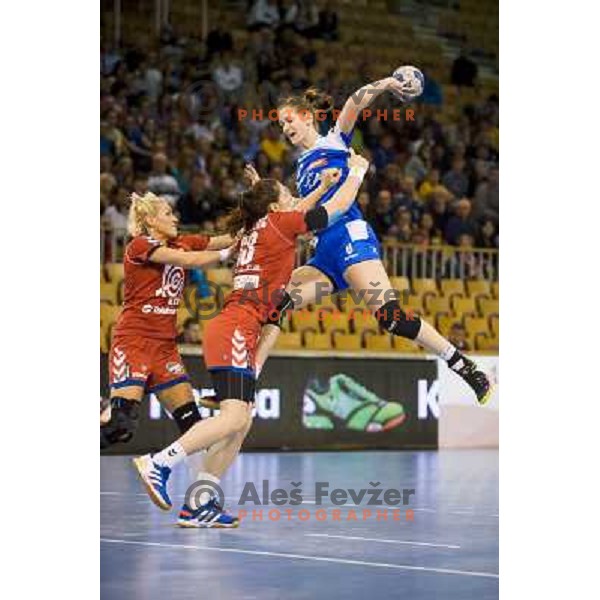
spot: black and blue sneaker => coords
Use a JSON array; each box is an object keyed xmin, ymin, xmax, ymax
[
  {"xmin": 132, "ymin": 454, "xmax": 172, "ymax": 511},
  {"xmin": 177, "ymin": 499, "xmax": 239, "ymax": 529}
]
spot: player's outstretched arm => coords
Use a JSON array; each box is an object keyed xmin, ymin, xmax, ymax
[
  {"xmin": 206, "ymin": 234, "xmax": 235, "ymax": 250},
  {"xmin": 149, "ymin": 246, "xmax": 231, "ymax": 269},
  {"xmin": 337, "ymin": 77, "xmax": 411, "ymax": 135}
]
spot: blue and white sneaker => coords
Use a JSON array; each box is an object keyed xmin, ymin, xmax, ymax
[
  {"xmin": 132, "ymin": 454, "xmax": 172, "ymax": 511},
  {"xmin": 177, "ymin": 499, "xmax": 239, "ymax": 529}
]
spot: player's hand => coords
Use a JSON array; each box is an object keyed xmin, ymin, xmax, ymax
[
  {"xmin": 320, "ymin": 168, "xmax": 341, "ymax": 189},
  {"xmin": 385, "ymin": 76, "xmax": 414, "ymax": 102},
  {"xmin": 348, "ymin": 148, "xmax": 369, "ymax": 172},
  {"xmin": 244, "ymin": 163, "xmax": 260, "ymax": 187}
]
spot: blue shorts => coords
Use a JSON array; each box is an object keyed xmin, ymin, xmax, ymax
[{"xmin": 307, "ymin": 219, "xmax": 381, "ymax": 291}]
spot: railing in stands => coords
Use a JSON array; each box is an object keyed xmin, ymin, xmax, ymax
[{"xmin": 101, "ymin": 226, "xmax": 499, "ymax": 281}]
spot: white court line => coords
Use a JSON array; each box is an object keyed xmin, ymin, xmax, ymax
[
  {"xmin": 100, "ymin": 537, "xmax": 498, "ymax": 580},
  {"xmin": 100, "ymin": 492, "xmax": 499, "ymax": 518},
  {"xmin": 305, "ymin": 533, "xmax": 460, "ymax": 549}
]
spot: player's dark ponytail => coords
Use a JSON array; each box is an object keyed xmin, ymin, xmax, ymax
[
  {"xmin": 278, "ymin": 87, "xmax": 334, "ymax": 126},
  {"xmin": 226, "ymin": 179, "xmax": 280, "ymax": 237},
  {"xmin": 303, "ymin": 87, "xmax": 334, "ymax": 114}
]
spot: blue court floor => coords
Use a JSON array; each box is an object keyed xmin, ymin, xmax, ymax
[{"xmin": 101, "ymin": 450, "xmax": 499, "ymax": 600}]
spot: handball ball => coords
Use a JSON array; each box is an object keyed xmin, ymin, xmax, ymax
[{"xmin": 392, "ymin": 65, "xmax": 424, "ymax": 99}]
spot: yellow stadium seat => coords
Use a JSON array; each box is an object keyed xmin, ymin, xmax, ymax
[
  {"xmin": 392, "ymin": 336, "xmax": 422, "ymax": 354},
  {"xmin": 437, "ymin": 314, "xmax": 458, "ymax": 337},
  {"xmin": 275, "ymin": 332, "xmax": 303, "ymax": 350},
  {"xmin": 321, "ymin": 311, "xmax": 351, "ymax": 333},
  {"xmin": 293, "ymin": 309, "xmax": 324, "ymax": 333},
  {"xmin": 350, "ymin": 308, "xmax": 378, "ymax": 333},
  {"xmin": 105, "ymin": 263, "xmax": 124, "ymax": 283},
  {"xmin": 466, "ymin": 280, "xmax": 491, "ymax": 298},
  {"xmin": 492, "ymin": 281, "xmax": 499, "ymax": 299},
  {"xmin": 490, "ymin": 314, "xmax": 499, "ymax": 338},
  {"xmin": 412, "ymin": 278, "xmax": 439, "ymax": 296},
  {"xmin": 403, "ymin": 294, "xmax": 424, "ymax": 315},
  {"xmin": 333, "ymin": 332, "xmax": 363, "ymax": 351},
  {"xmin": 278, "ymin": 312, "xmax": 293, "ymax": 333},
  {"xmin": 476, "ymin": 334, "xmax": 499, "ymax": 352},
  {"xmin": 338, "ymin": 292, "xmax": 368, "ymax": 313},
  {"xmin": 389, "ymin": 276, "xmax": 410, "ymax": 293},
  {"xmin": 452, "ymin": 296, "xmax": 477, "ymax": 317},
  {"xmin": 479, "ymin": 297, "xmax": 499, "ymax": 316},
  {"xmin": 100, "ymin": 302, "xmax": 121, "ymax": 327},
  {"xmin": 314, "ymin": 293, "xmax": 339, "ymax": 311},
  {"xmin": 205, "ymin": 268, "xmax": 233, "ymax": 286},
  {"xmin": 303, "ymin": 331, "xmax": 332, "ymax": 350},
  {"xmin": 425, "ymin": 295, "xmax": 451, "ymax": 314},
  {"xmin": 364, "ymin": 333, "xmax": 392, "ymax": 351},
  {"xmin": 440, "ymin": 279, "xmax": 466, "ymax": 297},
  {"xmin": 465, "ymin": 316, "xmax": 490, "ymax": 338},
  {"xmin": 100, "ymin": 281, "xmax": 119, "ymax": 305}
]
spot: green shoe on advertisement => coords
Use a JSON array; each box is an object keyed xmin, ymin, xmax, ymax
[{"xmin": 302, "ymin": 374, "xmax": 406, "ymax": 432}]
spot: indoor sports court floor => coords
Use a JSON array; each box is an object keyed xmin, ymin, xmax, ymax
[{"xmin": 101, "ymin": 450, "xmax": 499, "ymax": 600}]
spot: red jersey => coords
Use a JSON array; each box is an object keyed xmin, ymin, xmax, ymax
[
  {"xmin": 113, "ymin": 234, "xmax": 209, "ymax": 340},
  {"xmin": 225, "ymin": 211, "xmax": 307, "ymax": 317}
]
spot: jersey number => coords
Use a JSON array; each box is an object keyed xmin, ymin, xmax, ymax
[{"xmin": 238, "ymin": 231, "xmax": 259, "ymax": 267}]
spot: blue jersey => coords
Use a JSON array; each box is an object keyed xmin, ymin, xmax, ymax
[
  {"xmin": 295, "ymin": 122, "xmax": 362, "ymax": 243},
  {"xmin": 294, "ymin": 122, "xmax": 381, "ymax": 291}
]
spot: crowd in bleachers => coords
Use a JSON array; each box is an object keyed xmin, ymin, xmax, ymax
[{"xmin": 101, "ymin": 1, "xmax": 499, "ymax": 251}]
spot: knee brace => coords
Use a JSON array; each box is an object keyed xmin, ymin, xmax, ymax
[
  {"xmin": 265, "ymin": 291, "xmax": 295, "ymax": 328},
  {"xmin": 375, "ymin": 300, "xmax": 422, "ymax": 340},
  {"xmin": 100, "ymin": 397, "xmax": 140, "ymax": 449},
  {"xmin": 172, "ymin": 401, "xmax": 202, "ymax": 434}
]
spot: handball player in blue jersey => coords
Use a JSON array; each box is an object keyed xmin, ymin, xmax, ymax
[{"xmin": 251, "ymin": 77, "xmax": 492, "ymax": 404}]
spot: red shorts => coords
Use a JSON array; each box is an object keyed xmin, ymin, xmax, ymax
[
  {"xmin": 203, "ymin": 304, "xmax": 262, "ymax": 377},
  {"xmin": 109, "ymin": 336, "xmax": 189, "ymax": 393}
]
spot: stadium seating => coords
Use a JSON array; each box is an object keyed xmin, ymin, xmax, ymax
[
  {"xmin": 303, "ymin": 331, "xmax": 332, "ymax": 351},
  {"xmin": 100, "ymin": 262, "xmax": 499, "ymax": 356},
  {"xmin": 332, "ymin": 332, "xmax": 363, "ymax": 351}
]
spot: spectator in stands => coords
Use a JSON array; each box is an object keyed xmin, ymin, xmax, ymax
[
  {"xmin": 212, "ymin": 51, "xmax": 244, "ymax": 100},
  {"xmin": 441, "ymin": 157, "xmax": 469, "ymax": 199},
  {"xmin": 429, "ymin": 187, "xmax": 451, "ymax": 238},
  {"xmin": 451, "ymin": 49, "xmax": 478, "ymax": 87},
  {"xmin": 177, "ymin": 318, "xmax": 202, "ymax": 345},
  {"xmin": 147, "ymin": 152, "xmax": 181, "ymax": 207},
  {"xmin": 260, "ymin": 126, "xmax": 288, "ymax": 164},
  {"xmin": 477, "ymin": 218, "xmax": 499, "ymax": 249},
  {"xmin": 419, "ymin": 212, "xmax": 442, "ymax": 245},
  {"xmin": 371, "ymin": 189, "xmax": 396, "ymax": 237},
  {"xmin": 372, "ymin": 133, "xmax": 397, "ymax": 170},
  {"xmin": 103, "ymin": 187, "xmax": 129, "ymax": 233},
  {"xmin": 473, "ymin": 166, "xmax": 499, "ymax": 223},
  {"xmin": 448, "ymin": 323, "xmax": 470, "ymax": 351},
  {"xmin": 177, "ymin": 173, "xmax": 216, "ymax": 225},
  {"xmin": 418, "ymin": 169, "xmax": 441, "ymax": 200},
  {"xmin": 297, "ymin": 0, "xmax": 320, "ymax": 37},
  {"xmin": 206, "ymin": 25, "xmax": 233, "ymax": 58},
  {"xmin": 248, "ymin": 0, "xmax": 280, "ymax": 30},
  {"xmin": 357, "ymin": 190, "xmax": 370, "ymax": 215},
  {"xmin": 444, "ymin": 233, "xmax": 484, "ymax": 279},
  {"xmin": 318, "ymin": 1, "xmax": 339, "ymax": 41},
  {"xmin": 444, "ymin": 198, "xmax": 477, "ymax": 245},
  {"xmin": 388, "ymin": 207, "xmax": 413, "ymax": 242}
]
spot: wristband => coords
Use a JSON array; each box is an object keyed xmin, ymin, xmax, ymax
[
  {"xmin": 349, "ymin": 165, "xmax": 368, "ymax": 180},
  {"xmin": 219, "ymin": 248, "xmax": 231, "ymax": 262}
]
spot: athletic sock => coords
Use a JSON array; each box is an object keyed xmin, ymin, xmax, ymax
[
  {"xmin": 446, "ymin": 348, "xmax": 468, "ymax": 372},
  {"xmin": 152, "ymin": 441, "xmax": 187, "ymax": 469},
  {"xmin": 190, "ymin": 471, "xmax": 221, "ymax": 510}
]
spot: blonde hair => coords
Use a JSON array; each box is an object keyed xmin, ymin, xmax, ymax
[{"xmin": 127, "ymin": 192, "xmax": 164, "ymax": 236}]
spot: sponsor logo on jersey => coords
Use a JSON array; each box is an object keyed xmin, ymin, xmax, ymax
[
  {"xmin": 166, "ymin": 362, "xmax": 185, "ymax": 375},
  {"xmin": 155, "ymin": 264, "xmax": 185, "ymax": 299},
  {"xmin": 142, "ymin": 304, "xmax": 153, "ymax": 314},
  {"xmin": 140, "ymin": 305, "xmax": 178, "ymax": 315}
]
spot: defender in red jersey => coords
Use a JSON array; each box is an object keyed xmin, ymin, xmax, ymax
[
  {"xmin": 101, "ymin": 192, "xmax": 233, "ymax": 451},
  {"xmin": 132, "ymin": 154, "xmax": 370, "ymax": 520}
]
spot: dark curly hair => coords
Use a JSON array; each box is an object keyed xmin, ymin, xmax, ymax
[{"xmin": 225, "ymin": 179, "xmax": 281, "ymax": 236}]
